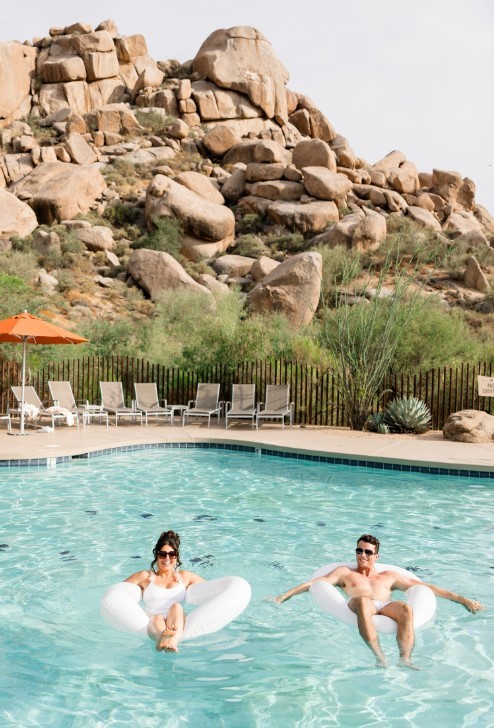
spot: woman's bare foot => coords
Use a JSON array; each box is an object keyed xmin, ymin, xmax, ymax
[
  {"xmin": 399, "ymin": 657, "xmax": 420, "ymax": 671},
  {"xmin": 156, "ymin": 629, "xmax": 177, "ymax": 652}
]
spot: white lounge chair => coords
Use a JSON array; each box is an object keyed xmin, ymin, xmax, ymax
[
  {"xmin": 100, "ymin": 381, "xmax": 143, "ymax": 427},
  {"xmin": 49, "ymin": 380, "xmax": 107, "ymax": 428},
  {"xmin": 10, "ymin": 385, "xmax": 78, "ymax": 429},
  {"xmin": 256, "ymin": 384, "xmax": 294, "ymax": 430},
  {"xmin": 134, "ymin": 383, "xmax": 172, "ymax": 426},
  {"xmin": 225, "ymin": 384, "xmax": 256, "ymax": 429},
  {"xmin": 182, "ymin": 383, "xmax": 221, "ymax": 428}
]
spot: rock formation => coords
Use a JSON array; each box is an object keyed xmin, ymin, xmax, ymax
[{"xmin": 0, "ymin": 19, "xmax": 493, "ymax": 327}]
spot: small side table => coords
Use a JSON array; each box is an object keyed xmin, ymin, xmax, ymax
[
  {"xmin": 82, "ymin": 407, "xmax": 109, "ymax": 429},
  {"xmin": 0, "ymin": 413, "xmax": 11, "ymax": 433},
  {"xmin": 168, "ymin": 405, "xmax": 188, "ymax": 426}
]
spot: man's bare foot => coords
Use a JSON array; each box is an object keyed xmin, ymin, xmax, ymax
[
  {"xmin": 376, "ymin": 657, "xmax": 389, "ymax": 668},
  {"xmin": 399, "ymin": 657, "xmax": 420, "ymax": 671}
]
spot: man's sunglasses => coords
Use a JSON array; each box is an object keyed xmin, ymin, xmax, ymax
[
  {"xmin": 158, "ymin": 550, "xmax": 177, "ymax": 559},
  {"xmin": 356, "ymin": 548, "xmax": 375, "ymax": 556}
]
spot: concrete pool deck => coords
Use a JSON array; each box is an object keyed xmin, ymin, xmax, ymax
[{"xmin": 1, "ymin": 419, "xmax": 494, "ymax": 474}]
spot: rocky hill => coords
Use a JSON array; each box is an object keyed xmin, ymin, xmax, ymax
[{"xmin": 1, "ymin": 20, "xmax": 494, "ymax": 338}]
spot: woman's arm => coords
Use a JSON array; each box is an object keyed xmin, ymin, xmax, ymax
[
  {"xmin": 181, "ymin": 570, "xmax": 206, "ymax": 586},
  {"xmin": 124, "ymin": 570, "xmax": 149, "ymax": 587}
]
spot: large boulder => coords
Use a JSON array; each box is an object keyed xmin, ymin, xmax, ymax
[
  {"xmin": 443, "ymin": 410, "xmax": 494, "ymax": 443},
  {"xmin": 145, "ymin": 175, "xmax": 235, "ymax": 244},
  {"xmin": 174, "ymin": 171, "xmax": 224, "ymax": 205},
  {"xmin": 0, "ymin": 42, "xmax": 36, "ymax": 127},
  {"xmin": 192, "ymin": 26, "xmax": 289, "ymax": 123},
  {"xmin": 267, "ymin": 200, "xmax": 339, "ymax": 235},
  {"xmin": 292, "ymin": 139, "xmax": 337, "ymax": 172},
  {"xmin": 10, "ymin": 162, "xmax": 106, "ymax": 224},
  {"xmin": 128, "ymin": 249, "xmax": 211, "ymax": 300},
  {"xmin": 464, "ymin": 256, "xmax": 490, "ymax": 292},
  {"xmin": 0, "ymin": 188, "xmax": 38, "ymax": 239},
  {"xmin": 248, "ymin": 251, "xmax": 322, "ymax": 327},
  {"xmin": 302, "ymin": 167, "xmax": 352, "ymax": 201}
]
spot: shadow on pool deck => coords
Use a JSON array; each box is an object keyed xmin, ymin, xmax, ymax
[{"xmin": 1, "ymin": 420, "xmax": 494, "ymax": 473}]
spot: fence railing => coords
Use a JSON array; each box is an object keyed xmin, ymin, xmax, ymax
[{"xmin": 1, "ymin": 356, "xmax": 492, "ymax": 430}]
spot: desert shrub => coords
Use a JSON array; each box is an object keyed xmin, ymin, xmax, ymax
[
  {"xmin": 391, "ymin": 298, "xmax": 491, "ymax": 369},
  {"xmin": 233, "ymin": 234, "xmax": 269, "ymax": 258},
  {"xmin": 134, "ymin": 110, "xmax": 177, "ymax": 133},
  {"xmin": 316, "ymin": 244, "xmax": 363, "ymax": 301},
  {"xmin": 265, "ymin": 230, "xmax": 307, "ymax": 255},
  {"xmin": 141, "ymin": 288, "xmax": 312, "ymax": 369},
  {"xmin": 443, "ymin": 238, "xmax": 494, "ymax": 280},
  {"xmin": 102, "ymin": 158, "xmax": 138, "ymax": 188},
  {"xmin": 78, "ymin": 317, "xmax": 148, "ymax": 358},
  {"xmin": 103, "ymin": 203, "xmax": 142, "ymax": 229},
  {"xmin": 381, "ymin": 216, "xmax": 446, "ymax": 267},
  {"xmin": 55, "ymin": 270, "xmax": 76, "ymax": 293},
  {"xmin": 132, "ymin": 217, "xmax": 183, "ymax": 259},
  {"xmin": 237, "ymin": 213, "xmax": 265, "ymax": 235},
  {"xmin": 10, "ymin": 236, "xmax": 33, "ymax": 253},
  {"xmin": 0, "ymin": 250, "xmax": 38, "ymax": 281}
]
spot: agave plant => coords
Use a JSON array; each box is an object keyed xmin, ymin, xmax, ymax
[
  {"xmin": 383, "ymin": 397, "xmax": 432, "ymax": 434},
  {"xmin": 366, "ymin": 412, "xmax": 390, "ymax": 434}
]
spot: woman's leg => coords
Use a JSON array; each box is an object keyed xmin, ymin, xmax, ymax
[{"xmin": 157, "ymin": 603, "xmax": 185, "ymax": 652}]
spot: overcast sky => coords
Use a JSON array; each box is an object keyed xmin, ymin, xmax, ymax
[{"xmin": 3, "ymin": 0, "xmax": 493, "ymax": 210}]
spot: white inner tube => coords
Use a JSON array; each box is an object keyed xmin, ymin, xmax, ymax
[
  {"xmin": 100, "ymin": 576, "xmax": 251, "ymax": 640},
  {"xmin": 309, "ymin": 562, "xmax": 436, "ymax": 634}
]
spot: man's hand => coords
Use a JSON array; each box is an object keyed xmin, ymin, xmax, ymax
[
  {"xmin": 273, "ymin": 595, "xmax": 284, "ymax": 604},
  {"xmin": 459, "ymin": 596, "xmax": 486, "ymax": 613}
]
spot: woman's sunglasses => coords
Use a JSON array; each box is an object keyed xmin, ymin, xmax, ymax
[
  {"xmin": 158, "ymin": 550, "xmax": 177, "ymax": 559},
  {"xmin": 355, "ymin": 548, "xmax": 375, "ymax": 556}
]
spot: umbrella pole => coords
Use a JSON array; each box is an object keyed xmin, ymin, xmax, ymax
[{"xmin": 20, "ymin": 337, "xmax": 27, "ymax": 435}]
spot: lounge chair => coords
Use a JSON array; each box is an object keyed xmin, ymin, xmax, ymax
[
  {"xmin": 100, "ymin": 381, "xmax": 143, "ymax": 427},
  {"xmin": 0, "ymin": 413, "xmax": 11, "ymax": 433},
  {"xmin": 48, "ymin": 380, "xmax": 107, "ymax": 428},
  {"xmin": 134, "ymin": 383, "xmax": 172, "ymax": 426},
  {"xmin": 9, "ymin": 385, "xmax": 79, "ymax": 429},
  {"xmin": 182, "ymin": 383, "xmax": 221, "ymax": 428},
  {"xmin": 225, "ymin": 384, "xmax": 256, "ymax": 429},
  {"xmin": 256, "ymin": 384, "xmax": 294, "ymax": 430}
]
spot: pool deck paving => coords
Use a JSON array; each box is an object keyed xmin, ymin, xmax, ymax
[{"xmin": 1, "ymin": 419, "xmax": 494, "ymax": 474}]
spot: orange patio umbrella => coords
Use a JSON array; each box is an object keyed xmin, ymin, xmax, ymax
[{"xmin": 0, "ymin": 311, "xmax": 88, "ymax": 435}]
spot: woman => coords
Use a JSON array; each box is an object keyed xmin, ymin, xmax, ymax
[{"xmin": 125, "ymin": 530, "xmax": 204, "ymax": 652}]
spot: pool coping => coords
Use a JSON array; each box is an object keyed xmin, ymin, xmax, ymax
[{"xmin": 1, "ymin": 424, "xmax": 494, "ymax": 478}]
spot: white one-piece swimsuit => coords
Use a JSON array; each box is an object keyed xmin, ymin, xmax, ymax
[{"xmin": 142, "ymin": 572, "xmax": 186, "ymax": 617}]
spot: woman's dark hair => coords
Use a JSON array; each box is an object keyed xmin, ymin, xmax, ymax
[
  {"xmin": 357, "ymin": 534, "xmax": 380, "ymax": 554},
  {"xmin": 151, "ymin": 530, "xmax": 182, "ymax": 572}
]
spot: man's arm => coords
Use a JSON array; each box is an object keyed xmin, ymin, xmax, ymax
[
  {"xmin": 389, "ymin": 572, "xmax": 486, "ymax": 613},
  {"xmin": 274, "ymin": 567, "xmax": 345, "ymax": 604}
]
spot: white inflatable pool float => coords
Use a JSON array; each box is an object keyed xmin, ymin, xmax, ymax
[
  {"xmin": 309, "ymin": 562, "xmax": 436, "ymax": 634},
  {"xmin": 100, "ymin": 576, "xmax": 251, "ymax": 640}
]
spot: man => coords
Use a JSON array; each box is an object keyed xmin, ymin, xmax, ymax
[{"xmin": 275, "ymin": 534, "xmax": 485, "ymax": 668}]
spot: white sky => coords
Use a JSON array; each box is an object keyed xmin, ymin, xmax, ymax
[{"xmin": 3, "ymin": 0, "xmax": 493, "ymax": 210}]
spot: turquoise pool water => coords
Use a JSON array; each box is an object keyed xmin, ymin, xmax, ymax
[{"xmin": 0, "ymin": 449, "xmax": 492, "ymax": 727}]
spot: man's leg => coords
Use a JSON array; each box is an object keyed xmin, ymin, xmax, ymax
[
  {"xmin": 378, "ymin": 601, "xmax": 418, "ymax": 669},
  {"xmin": 348, "ymin": 596, "xmax": 388, "ymax": 667}
]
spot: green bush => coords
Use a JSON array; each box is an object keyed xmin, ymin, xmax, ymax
[
  {"xmin": 0, "ymin": 250, "xmax": 38, "ymax": 281},
  {"xmin": 238, "ymin": 213, "xmax": 265, "ymax": 235},
  {"xmin": 233, "ymin": 234, "xmax": 269, "ymax": 258},
  {"xmin": 315, "ymin": 244, "xmax": 363, "ymax": 301},
  {"xmin": 134, "ymin": 110, "xmax": 177, "ymax": 134},
  {"xmin": 132, "ymin": 217, "xmax": 183, "ymax": 259},
  {"xmin": 265, "ymin": 230, "xmax": 307, "ymax": 255}
]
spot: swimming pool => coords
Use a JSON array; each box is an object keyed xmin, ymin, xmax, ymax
[{"xmin": 0, "ymin": 448, "xmax": 492, "ymax": 727}]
